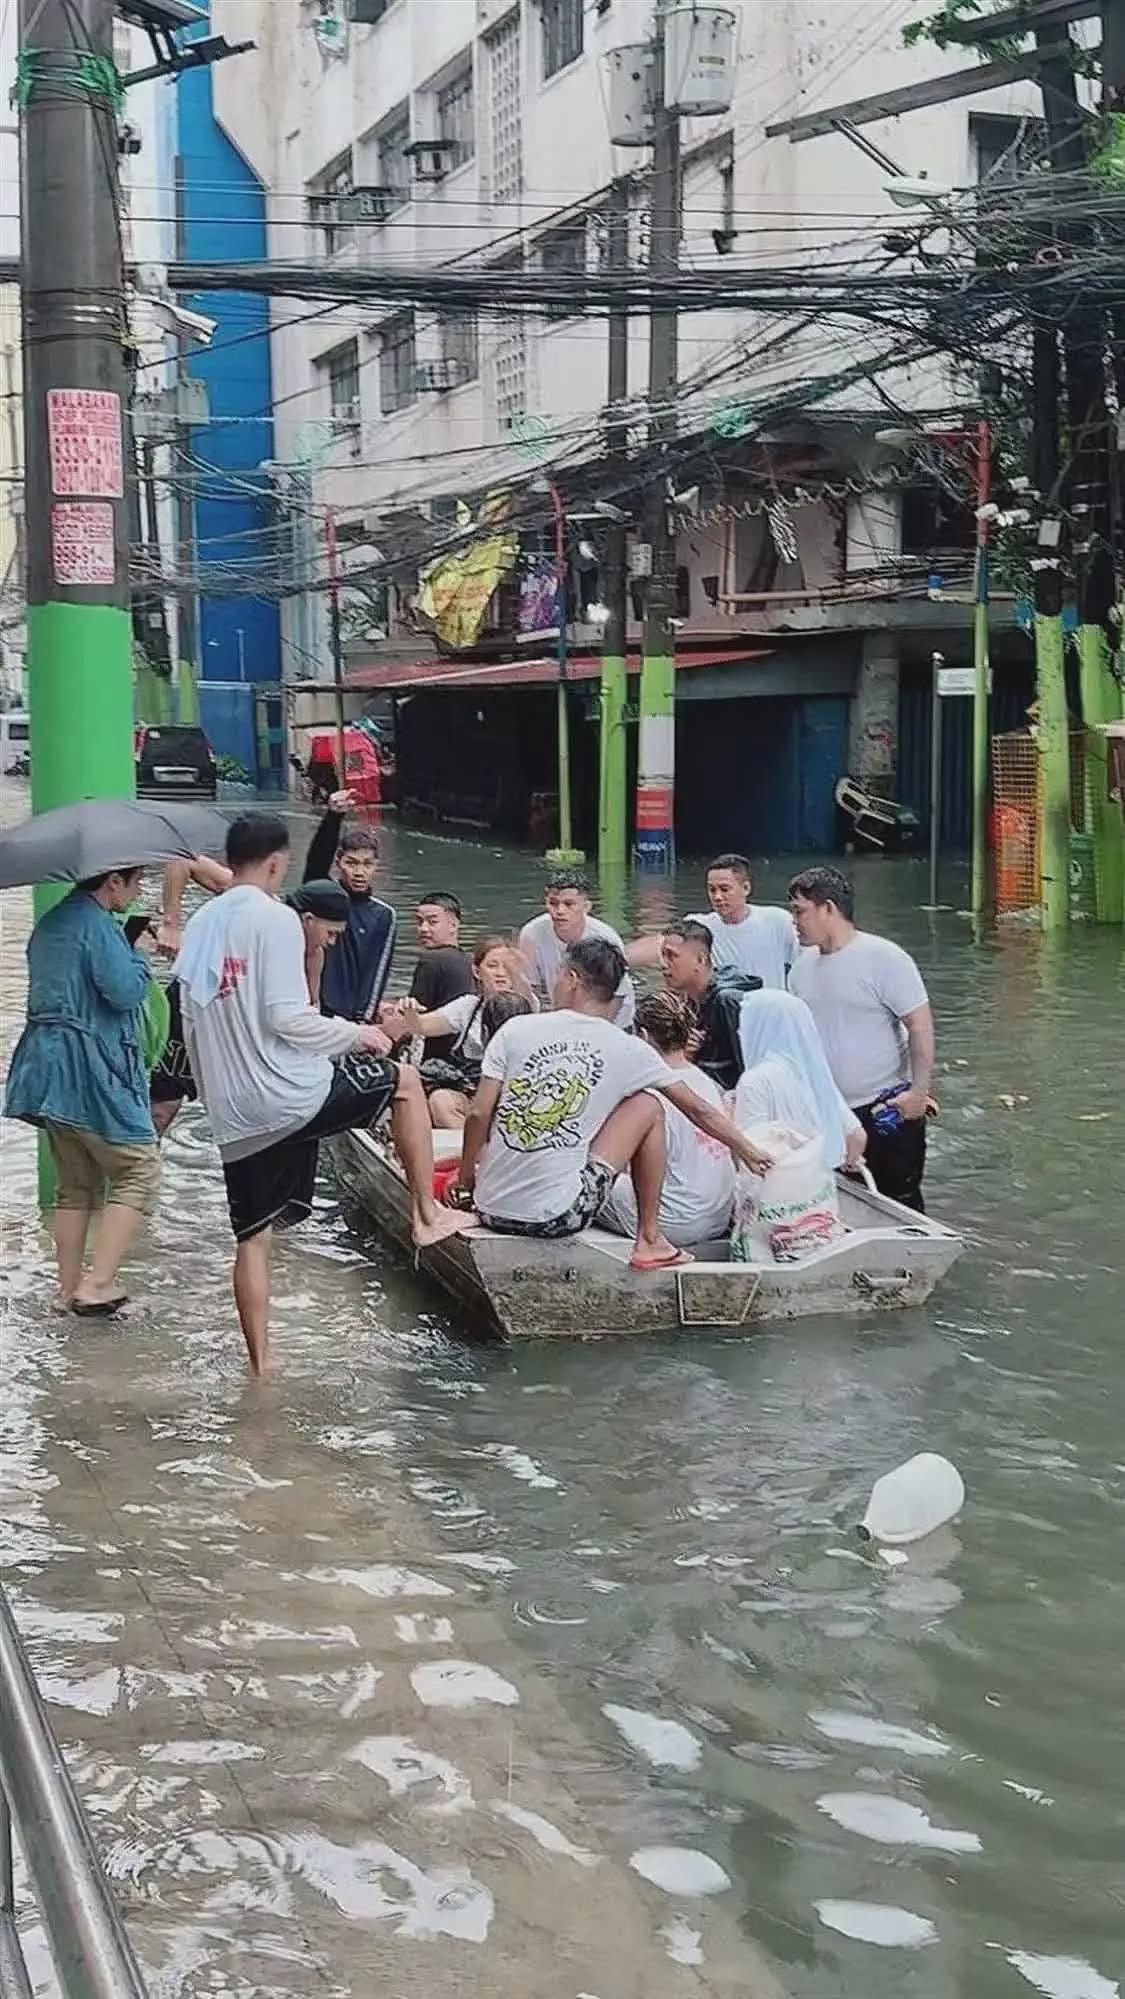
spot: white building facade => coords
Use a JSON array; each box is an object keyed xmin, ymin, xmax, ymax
[{"xmin": 211, "ymin": 0, "xmax": 1038, "ymax": 518}]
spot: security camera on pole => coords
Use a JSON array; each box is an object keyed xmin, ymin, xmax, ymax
[{"xmin": 630, "ymin": 3, "xmax": 737, "ymax": 870}]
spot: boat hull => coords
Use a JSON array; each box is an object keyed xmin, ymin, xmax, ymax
[{"xmin": 328, "ymin": 1131, "xmax": 964, "ymax": 1340}]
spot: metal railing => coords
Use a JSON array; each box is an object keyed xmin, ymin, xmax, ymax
[{"xmin": 0, "ymin": 1585, "xmax": 148, "ymax": 1998}]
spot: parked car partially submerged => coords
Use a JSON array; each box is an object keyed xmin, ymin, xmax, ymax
[{"xmin": 135, "ymin": 725, "xmax": 217, "ymax": 800}]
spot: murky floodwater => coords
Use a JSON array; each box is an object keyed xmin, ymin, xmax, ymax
[{"xmin": 3, "ymin": 784, "xmax": 1125, "ymax": 1998}]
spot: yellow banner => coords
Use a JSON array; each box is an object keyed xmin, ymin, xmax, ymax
[{"xmin": 417, "ymin": 496, "xmax": 518, "ymax": 650}]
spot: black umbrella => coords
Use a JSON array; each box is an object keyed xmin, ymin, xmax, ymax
[{"xmin": 0, "ymin": 798, "xmax": 230, "ymax": 890}]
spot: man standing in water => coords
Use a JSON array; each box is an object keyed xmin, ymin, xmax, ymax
[
  {"xmin": 788, "ymin": 865, "xmax": 933, "ymax": 1211},
  {"xmin": 627, "ymin": 853, "xmax": 797, "ymax": 990},
  {"xmin": 519, "ymin": 869, "xmax": 635, "ymax": 1027},
  {"xmin": 177, "ymin": 813, "xmax": 470, "ymax": 1374}
]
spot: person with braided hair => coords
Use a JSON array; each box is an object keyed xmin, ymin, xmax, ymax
[{"xmin": 597, "ymin": 989, "xmax": 737, "ymax": 1249}]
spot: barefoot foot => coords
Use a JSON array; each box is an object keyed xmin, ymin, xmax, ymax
[{"xmin": 413, "ymin": 1205, "xmax": 478, "ymax": 1249}]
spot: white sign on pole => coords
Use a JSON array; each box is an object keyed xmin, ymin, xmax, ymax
[
  {"xmin": 937, "ymin": 666, "xmax": 975, "ymax": 698},
  {"xmin": 51, "ymin": 502, "xmax": 116, "ymax": 586},
  {"xmin": 47, "ymin": 388, "xmax": 124, "ymax": 499}
]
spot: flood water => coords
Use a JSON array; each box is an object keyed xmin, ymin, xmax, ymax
[{"xmin": 3, "ymin": 786, "xmax": 1125, "ymax": 1998}]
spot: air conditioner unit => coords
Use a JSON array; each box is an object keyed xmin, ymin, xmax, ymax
[
  {"xmin": 415, "ymin": 359, "xmax": 464, "ymax": 394},
  {"xmin": 404, "ymin": 137, "xmax": 457, "ymax": 183}
]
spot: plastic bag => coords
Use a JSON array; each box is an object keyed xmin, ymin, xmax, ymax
[{"xmin": 730, "ymin": 1121, "xmax": 844, "ymax": 1264}]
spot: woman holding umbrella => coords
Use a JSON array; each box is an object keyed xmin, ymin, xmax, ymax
[{"xmin": 5, "ymin": 865, "xmax": 160, "ymax": 1315}]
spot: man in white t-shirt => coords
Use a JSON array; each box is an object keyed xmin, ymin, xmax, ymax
[
  {"xmin": 626, "ymin": 852, "xmax": 797, "ymax": 991},
  {"xmin": 457, "ymin": 936, "xmax": 770, "ymax": 1270},
  {"xmin": 788, "ymin": 865, "xmax": 934, "ymax": 1212},
  {"xmin": 177, "ymin": 813, "xmax": 469, "ymax": 1375},
  {"xmin": 518, "ymin": 870, "xmax": 635, "ymax": 1028}
]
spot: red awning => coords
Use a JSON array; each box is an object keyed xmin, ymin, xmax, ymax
[{"xmin": 347, "ymin": 646, "xmax": 771, "ymax": 694}]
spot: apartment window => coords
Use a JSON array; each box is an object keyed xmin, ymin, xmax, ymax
[
  {"xmin": 492, "ymin": 255, "xmax": 526, "ymax": 429},
  {"xmin": 542, "ymin": 0, "xmax": 583, "ymax": 79},
  {"xmin": 437, "ymin": 60, "xmax": 475, "ymax": 169},
  {"xmin": 320, "ymin": 339, "xmax": 361, "ymax": 435},
  {"xmin": 441, "ymin": 311, "xmax": 479, "ymax": 384},
  {"xmin": 486, "ymin": 12, "xmax": 522, "ymax": 203},
  {"xmin": 378, "ymin": 109, "xmax": 411, "ymax": 214},
  {"xmin": 310, "ymin": 152, "xmax": 354, "ymax": 257},
  {"xmin": 972, "ymin": 113, "xmax": 1041, "ymax": 186},
  {"xmin": 380, "ymin": 311, "xmax": 417, "ymax": 413},
  {"xmin": 539, "ymin": 217, "xmax": 586, "ymax": 321}
]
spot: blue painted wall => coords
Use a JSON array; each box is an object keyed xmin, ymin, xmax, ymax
[{"xmin": 176, "ymin": 9, "xmax": 281, "ymax": 744}]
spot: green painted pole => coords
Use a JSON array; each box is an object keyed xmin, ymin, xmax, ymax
[
  {"xmin": 1036, "ymin": 613, "xmax": 1071, "ymax": 932},
  {"xmin": 1077, "ymin": 622, "xmax": 1124, "ymax": 923},
  {"xmin": 21, "ymin": 0, "xmax": 135, "ymax": 1211},
  {"xmin": 970, "ymin": 421, "xmax": 991, "ymax": 917},
  {"xmin": 177, "ymin": 656, "xmax": 199, "ymax": 725},
  {"xmin": 598, "ymin": 651, "xmax": 627, "ymax": 873}
]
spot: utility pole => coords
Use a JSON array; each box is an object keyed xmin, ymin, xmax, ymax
[
  {"xmin": 20, "ymin": 0, "xmax": 135, "ymax": 833},
  {"xmin": 634, "ymin": 2, "xmax": 681, "ymax": 871},
  {"xmin": 598, "ymin": 175, "xmax": 629, "ymax": 878},
  {"xmin": 325, "ymin": 503, "xmax": 348, "ymax": 788}
]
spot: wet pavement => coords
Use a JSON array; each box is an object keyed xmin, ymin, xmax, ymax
[{"xmin": 3, "ymin": 783, "xmax": 1125, "ymax": 1998}]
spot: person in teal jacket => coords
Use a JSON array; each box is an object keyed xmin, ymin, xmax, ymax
[{"xmin": 4, "ymin": 868, "xmax": 160, "ymax": 1317}]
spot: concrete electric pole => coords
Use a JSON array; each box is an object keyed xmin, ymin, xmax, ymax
[
  {"xmin": 634, "ymin": 1, "xmax": 681, "ymax": 871},
  {"xmin": 598, "ymin": 175, "xmax": 630, "ymax": 878},
  {"xmin": 19, "ymin": 0, "xmax": 135, "ymax": 830}
]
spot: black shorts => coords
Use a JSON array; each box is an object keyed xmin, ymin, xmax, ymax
[
  {"xmin": 150, "ymin": 981, "xmax": 197, "ymax": 1106},
  {"xmin": 221, "ymin": 1053, "xmax": 398, "ymax": 1243},
  {"xmin": 855, "ymin": 1101, "xmax": 927, "ymax": 1213}
]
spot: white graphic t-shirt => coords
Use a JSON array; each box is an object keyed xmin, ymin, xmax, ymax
[
  {"xmin": 789, "ymin": 930, "xmax": 929, "ymax": 1107},
  {"xmin": 686, "ymin": 906, "xmax": 798, "ymax": 990},
  {"xmin": 474, "ymin": 1011, "xmax": 668, "ymax": 1223},
  {"xmin": 517, "ymin": 912, "xmax": 636, "ymax": 1028},
  {"xmin": 601, "ymin": 1063, "xmax": 735, "ymax": 1244}
]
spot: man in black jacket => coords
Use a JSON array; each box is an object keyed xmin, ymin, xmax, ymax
[
  {"xmin": 659, "ymin": 919, "xmax": 761, "ymax": 1094},
  {"xmin": 302, "ymin": 791, "xmax": 397, "ymax": 1022}
]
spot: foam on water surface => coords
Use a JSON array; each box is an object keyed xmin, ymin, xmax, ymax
[
  {"xmin": 815, "ymin": 1901, "xmax": 938, "ymax": 1947},
  {"xmin": 628, "ymin": 1847, "xmax": 731, "ymax": 1896},
  {"xmin": 816, "ymin": 1793, "xmax": 982, "ymax": 1852},
  {"xmin": 410, "ymin": 1660, "xmax": 520, "ymax": 1708},
  {"xmin": 602, "ymin": 1704, "xmax": 702, "ymax": 1772}
]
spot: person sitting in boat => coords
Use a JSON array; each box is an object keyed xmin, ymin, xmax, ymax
[
  {"xmin": 599, "ymin": 991, "xmax": 736, "ymax": 1249},
  {"xmin": 736, "ymin": 988, "xmax": 866, "ymax": 1172},
  {"xmin": 390, "ymin": 937, "xmax": 538, "ymax": 1128},
  {"xmin": 454, "ymin": 936, "xmax": 771, "ymax": 1271},
  {"xmin": 659, "ymin": 919, "xmax": 761, "ymax": 1093}
]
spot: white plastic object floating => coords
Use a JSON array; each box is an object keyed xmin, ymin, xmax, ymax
[{"xmin": 858, "ymin": 1453, "xmax": 965, "ymax": 1547}]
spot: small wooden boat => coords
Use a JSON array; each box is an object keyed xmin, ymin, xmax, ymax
[{"xmin": 328, "ymin": 1130, "xmax": 964, "ymax": 1340}]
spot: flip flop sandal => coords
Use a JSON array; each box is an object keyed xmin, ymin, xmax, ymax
[
  {"xmin": 628, "ymin": 1248, "xmax": 694, "ymax": 1274},
  {"xmin": 71, "ymin": 1295, "xmax": 128, "ymax": 1319}
]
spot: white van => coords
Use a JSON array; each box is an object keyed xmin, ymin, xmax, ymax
[{"xmin": 0, "ymin": 710, "xmax": 29, "ymax": 771}]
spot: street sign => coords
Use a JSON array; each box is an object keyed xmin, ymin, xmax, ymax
[{"xmin": 937, "ymin": 666, "xmax": 975, "ymax": 697}]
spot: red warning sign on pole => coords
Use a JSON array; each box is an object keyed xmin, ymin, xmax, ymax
[{"xmin": 47, "ymin": 389, "xmax": 124, "ymax": 499}]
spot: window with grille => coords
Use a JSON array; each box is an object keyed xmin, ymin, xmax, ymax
[
  {"xmin": 486, "ymin": 12, "xmax": 522, "ymax": 203},
  {"xmin": 380, "ymin": 311, "xmax": 417, "ymax": 413},
  {"xmin": 541, "ymin": 0, "xmax": 582, "ymax": 79},
  {"xmin": 491, "ymin": 256, "xmax": 526, "ymax": 430},
  {"xmin": 539, "ymin": 217, "xmax": 586, "ymax": 321},
  {"xmin": 319, "ymin": 340, "xmax": 361, "ymax": 433},
  {"xmin": 441, "ymin": 312, "xmax": 480, "ymax": 384},
  {"xmin": 309, "ymin": 152, "xmax": 355, "ymax": 257},
  {"xmin": 437, "ymin": 61, "xmax": 475, "ymax": 169},
  {"xmin": 378, "ymin": 109, "xmax": 411, "ymax": 214}
]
